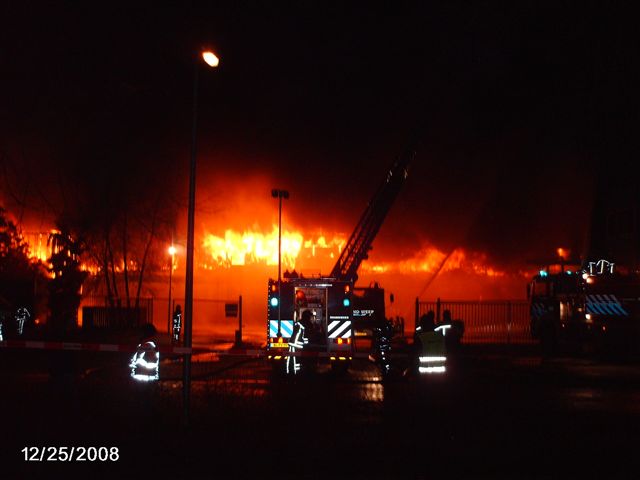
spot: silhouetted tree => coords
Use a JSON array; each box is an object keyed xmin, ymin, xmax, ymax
[
  {"xmin": 0, "ymin": 206, "xmax": 31, "ymax": 275},
  {"xmin": 0, "ymin": 206, "xmax": 48, "ymax": 329},
  {"xmin": 47, "ymin": 227, "xmax": 87, "ymax": 331}
]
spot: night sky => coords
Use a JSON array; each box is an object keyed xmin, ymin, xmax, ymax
[{"xmin": 2, "ymin": 2, "xmax": 637, "ymax": 268}]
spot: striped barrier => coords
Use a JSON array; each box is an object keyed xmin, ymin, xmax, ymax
[
  {"xmin": 0, "ymin": 340, "xmax": 260, "ymax": 356},
  {"xmin": 0, "ymin": 340, "xmax": 386, "ymax": 358}
]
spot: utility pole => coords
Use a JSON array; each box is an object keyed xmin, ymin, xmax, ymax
[{"xmin": 271, "ymin": 189, "xmax": 289, "ymax": 337}]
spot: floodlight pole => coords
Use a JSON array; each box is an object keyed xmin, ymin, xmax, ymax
[{"xmin": 272, "ymin": 189, "xmax": 289, "ymax": 337}]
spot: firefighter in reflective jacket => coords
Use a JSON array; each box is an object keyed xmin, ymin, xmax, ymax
[
  {"xmin": 372, "ymin": 318, "xmax": 394, "ymax": 376},
  {"xmin": 172, "ymin": 305, "xmax": 182, "ymax": 344},
  {"xmin": 15, "ymin": 307, "xmax": 30, "ymax": 335},
  {"xmin": 414, "ymin": 311, "xmax": 447, "ymax": 374},
  {"xmin": 286, "ymin": 310, "xmax": 312, "ymax": 375}
]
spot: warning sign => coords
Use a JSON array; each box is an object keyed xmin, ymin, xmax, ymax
[{"xmin": 225, "ymin": 303, "xmax": 238, "ymax": 317}]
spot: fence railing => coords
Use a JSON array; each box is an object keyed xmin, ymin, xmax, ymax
[
  {"xmin": 416, "ymin": 298, "xmax": 534, "ymax": 344},
  {"xmin": 80, "ymin": 297, "xmax": 153, "ymax": 329},
  {"xmin": 79, "ymin": 296, "xmax": 243, "ymax": 338}
]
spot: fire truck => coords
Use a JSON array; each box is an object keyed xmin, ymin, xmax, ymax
[
  {"xmin": 528, "ymin": 259, "xmax": 640, "ymax": 353},
  {"xmin": 267, "ymin": 276, "xmax": 354, "ymax": 363},
  {"xmin": 267, "ymin": 148, "xmax": 414, "ymax": 369}
]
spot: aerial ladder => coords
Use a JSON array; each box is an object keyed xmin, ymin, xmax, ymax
[
  {"xmin": 330, "ymin": 148, "xmax": 414, "ymax": 334},
  {"xmin": 330, "ymin": 148, "xmax": 414, "ymax": 282}
]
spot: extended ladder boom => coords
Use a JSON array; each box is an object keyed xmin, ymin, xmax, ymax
[{"xmin": 330, "ymin": 148, "xmax": 414, "ymax": 282}]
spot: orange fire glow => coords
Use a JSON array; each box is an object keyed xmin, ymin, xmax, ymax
[
  {"xmin": 361, "ymin": 248, "xmax": 505, "ymax": 276},
  {"xmin": 21, "ymin": 225, "xmax": 508, "ymax": 280},
  {"xmin": 22, "ymin": 232, "xmax": 51, "ymax": 262},
  {"xmin": 201, "ymin": 225, "xmax": 505, "ymax": 277},
  {"xmin": 202, "ymin": 226, "xmax": 345, "ymax": 269},
  {"xmin": 22, "ymin": 230, "xmax": 99, "ymax": 275}
]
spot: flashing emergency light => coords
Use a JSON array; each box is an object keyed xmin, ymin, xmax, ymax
[
  {"xmin": 270, "ymin": 297, "xmax": 279, "ymax": 307},
  {"xmin": 343, "ymin": 298, "xmax": 350, "ymax": 307}
]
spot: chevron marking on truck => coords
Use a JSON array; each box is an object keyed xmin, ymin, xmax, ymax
[
  {"xmin": 328, "ymin": 320, "xmax": 352, "ymax": 338},
  {"xmin": 269, "ymin": 320, "xmax": 294, "ymax": 338},
  {"xmin": 586, "ymin": 294, "xmax": 629, "ymax": 316}
]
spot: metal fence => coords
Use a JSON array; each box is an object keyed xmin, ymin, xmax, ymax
[
  {"xmin": 80, "ymin": 297, "xmax": 153, "ymax": 329},
  {"xmin": 416, "ymin": 298, "xmax": 534, "ymax": 344},
  {"xmin": 79, "ymin": 296, "xmax": 242, "ymax": 338}
]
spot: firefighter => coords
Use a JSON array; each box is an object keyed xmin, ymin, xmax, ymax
[
  {"xmin": 290, "ymin": 310, "xmax": 311, "ymax": 349},
  {"xmin": 440, "ymin": 309, "xmax": 464, "ymax": 352},
  {"xmin": 286, "ymin": 310, "xmax": 311, "ymax": 375},
  {"xmin": 414, "ymin": 311, "xmax": 446, "ymax": 375},
  {"xmin": 172, "ymin": 305, "xmax": 182, "ymax": 344},
  {"xmin": 416, "ymin": 310, "xmax": 435, "ymax": 333},
  {"xmin": 15, "ymin": 307, "xmax": 30, "ymax": 336},
  {"xmin": 372, "ymin": 317, "xmax": 394, "ymax": 376}
]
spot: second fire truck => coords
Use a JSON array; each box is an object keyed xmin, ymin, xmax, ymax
[{"xmin": 528, "ymin": 258, "xmax": 640, "ymax": 353}]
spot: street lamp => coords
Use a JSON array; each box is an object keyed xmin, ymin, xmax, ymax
[
  {"xmin": 167, "ymin": 244, "xmax": 177, "ymax": 335},
  {"xmin": 202, "ymin": 51, "xmax": 219, "ymax": 67},
  {"xmin": 183, "ymin": 48, "xmax": 219, "ymax": 426},
  {"xmin": 271, "ymin": 189, "xmax": 289, "ymax": 337}
]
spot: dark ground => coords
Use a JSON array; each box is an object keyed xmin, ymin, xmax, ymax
[{"xmin": 2, "ymin": 341, "xmax": 640, "ymax": 479}]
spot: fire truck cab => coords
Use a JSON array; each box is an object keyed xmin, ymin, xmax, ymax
[
  {"xmin": 267, "ymin": 276, "xmax": 354, "ymax": 370},
  {"xmin": 352, "ymin": 283, "xmax": 386, "ymax": 337},
  {"xmin": 528, "ymin": 259, "xmax": 640, "ymax": 353}
]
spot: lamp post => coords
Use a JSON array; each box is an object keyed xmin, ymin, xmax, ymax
[
  {"xmin": 167, "ymin": 244, "xmax": 177, "ymax": 335},
  {"xmin": 271, "ymin": 189, "xmax": 289, "ymax": 337},
  {"xmin": 183, "ymin": 49, "xmax": 219, "ymax": 426}
]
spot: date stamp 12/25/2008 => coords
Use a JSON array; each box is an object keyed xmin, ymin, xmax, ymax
[{"xmin": 22, "ymin": 446, "xmax": 119, "ymax": 462}]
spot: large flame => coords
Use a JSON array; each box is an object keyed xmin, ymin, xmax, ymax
[
  {"xmin": 21, "ymin": 225, "xmax": 508, "ymax": 279},
  {"xmin": 361, "ymin": 248, "xmax": 505, "ymax": 276},
  {"xmin": 21, "ymin": 232, "xmax": 51, "ymax": 262},
  {"xmin": 201, "ymin": 225, "xmax": 506, "ymax": 277},
  {"xmin": 202, "ymin": 226, "xmax": 346, "ymax": 270}
]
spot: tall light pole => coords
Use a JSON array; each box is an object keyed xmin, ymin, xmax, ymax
[
  {"xmin": 167, "ymin": 244, "xmax": 177, "ymax": 335},
  {"xmin": 183, "ymin": 48, "xmax": 219, "ymax": 426},
  {"xmin": 271, "ymin": 189, "xmax": 289, "ymax": 337}
]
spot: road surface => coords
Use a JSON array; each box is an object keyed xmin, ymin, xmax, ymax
[{"xmin": 2, "ymin": 342, "xmax": 640, "ymax": 479}]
